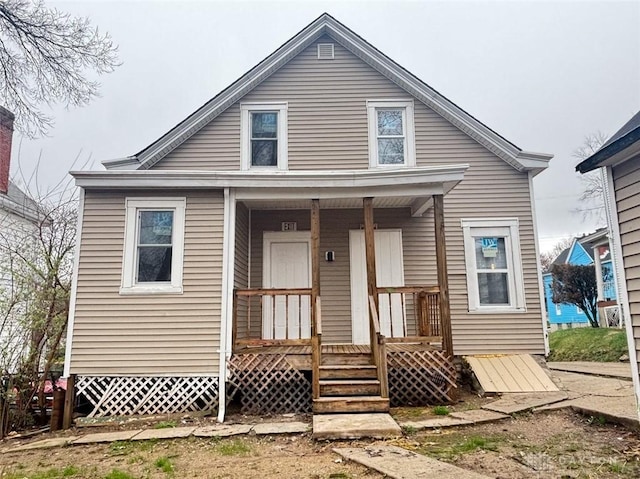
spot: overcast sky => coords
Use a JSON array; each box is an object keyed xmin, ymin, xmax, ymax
[{"xmin": 9, "ymin": 0, "xmax": 640, "ymax": 252}]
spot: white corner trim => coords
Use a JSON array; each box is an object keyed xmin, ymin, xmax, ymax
[
  {"xmin": 218, "ymin": 188, "xmax": 237, "ymax": 423},
  {"xmin": 528, "ymin": 172, "xmax": 550, "ymax": 355},
  {"xmin": 120, "ymin": 197, "xmax": 186, "ymax": 294},
  {"xmin": 240, "ymin": 102, "xmax": 288, "ymax": 171},
  {"xmin": 63, "ymin": 188, "xmax": 85, "ymax": 378},
  {"xmin": 603, "ymin": 166, "xmax": 640, "ymax": 419}
]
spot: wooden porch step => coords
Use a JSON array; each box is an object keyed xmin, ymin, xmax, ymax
[
  {"xmin": 321, "ymin": 353, "xmax": 372, "ymax": 366},
  {"xmin": 313, "ymin": 396, "xmax": 390, "ymax": 414},
  {"xmin": 319, "ymin": 365, "xmax": 378, "ymax": 380},
  {"xmin": 319, "ymin": 379, "xmax": 381, "ymax": 396}
]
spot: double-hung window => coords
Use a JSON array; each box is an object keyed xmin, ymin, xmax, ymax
[
  {"xmin": 241, "ymin": 102, "xmax": 288, "ymax": 170},
  {"xmin": 121, "ymin": 198, "xmax": 186, "ymax": 294},
  {"xmin": 461, "ymin": 218, "xmax": 526, "ymax": 312},
  {"xmin": 367, "ymin": 100, "xmax": 415, "ymax": 168}
]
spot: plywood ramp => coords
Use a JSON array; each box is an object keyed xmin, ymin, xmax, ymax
[{"xmin": 465, "ymin": 354, "xmax": 558, "ymax": 393}]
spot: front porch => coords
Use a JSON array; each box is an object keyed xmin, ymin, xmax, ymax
[{"xmin": 226, "ymin": 192, "xmax": 458, "ymax": 414}]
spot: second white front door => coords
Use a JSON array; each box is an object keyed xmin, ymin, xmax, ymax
[
  {"xmin": 262, "ymin": 232, "xmax": 311, "ymax": 340},
  {"xmin": 349, "ymin": 229, "xmax": 405, "ymax": 344}
]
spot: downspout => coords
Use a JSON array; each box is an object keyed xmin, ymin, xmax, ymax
[
  {"xmin": 528, "ymin": 172, "xmax": 550, "ymax": 355},
  {"xmin": 218, "ymin": 188, "xmax": 237, "ymax": 422},
  {"xmin": 603, "ymin": 166, "xmax": 640, "ymax": 420}
]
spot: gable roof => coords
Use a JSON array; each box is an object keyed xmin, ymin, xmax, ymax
[
  {"xmin": 103, "ymin": 13, "xmax": 552, "ymax": 174},
  {"xmin": 576, "ymin": 110, "xmax": 640, "ymax": 173}
]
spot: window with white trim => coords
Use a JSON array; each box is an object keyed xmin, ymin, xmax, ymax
[
  {"xmin": 121, "ymin": 198, "xmax": 186, "ymax": 294},
  {"xmin": 367, "ymin": 100, "xmax": 415, "ymax": 168},
  {"xmin": 241, "ymin": 102, "xmax": 288, "ymax": 170},
  {"xmin": 461, "ymin": 218, "xmax": 526, "ymax": 312}
]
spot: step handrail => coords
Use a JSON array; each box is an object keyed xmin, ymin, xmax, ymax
[{"xmin": 368, "ymin": 295, "xmax": 389, "ymax": 398}]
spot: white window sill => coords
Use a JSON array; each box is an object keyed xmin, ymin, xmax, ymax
[
  {"xmin": 468, "ymin": 307, "xmax": 527, "ymax": 314},
  {"xmin": 119, "ymin": 285, "xmax": 183, "ymax": 295}
]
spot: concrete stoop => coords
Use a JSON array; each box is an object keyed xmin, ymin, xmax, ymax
[{"xmin": 312, "ymin": 413, "xmax": 401, "ymax": 440}]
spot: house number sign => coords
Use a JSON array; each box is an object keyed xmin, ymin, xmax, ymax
[{"xmin": 282, "ymin": 222, "xmax": 297, "ymax": 231}]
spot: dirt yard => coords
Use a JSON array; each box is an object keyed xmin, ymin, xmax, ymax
[{"xmin": 1, "ymin": 410, "xmax": 639, "ymax": 479}]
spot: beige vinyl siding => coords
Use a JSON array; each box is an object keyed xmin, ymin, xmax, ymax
[
  {"xmin": 248, "ymin": 202, "xmax": 543, "ymax": 354},
  {"xmin": 613, "ymin": 159, "xmax": 640, "ymax": 378},
  {"xmin": 233, "ymin": 202, "xmax": 250, "ymax": 337},
  {"xmin": 70, "ymin": 190, "xmax": 224, "ymax": 375},
  {"xmin": 153, "ymin": 35, "xmax": 544, "ymax": 354}
]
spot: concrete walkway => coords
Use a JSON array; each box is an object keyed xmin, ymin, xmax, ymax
[
  {"xmin": 548, "ymin": 361, "xmax": 632, "ymax": 380},
  {"xmin": 335, "ymin": 445, "xmax": 492, "ymax": 479},
  {"xmin": 541, "ymin": 369, "xmax": 640, "ymax": 429},
  {"xmin": 2, "ymin": 421, "xmax": 309, "ymax": 453}
]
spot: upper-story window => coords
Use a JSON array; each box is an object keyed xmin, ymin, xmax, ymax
[
  {"xmin": 241, "ymin": 102, "xmax": 288, "ymax": 170},
  {"xmin": 367, "ymin": 100, "xmax": 415, "ymax": 168}
]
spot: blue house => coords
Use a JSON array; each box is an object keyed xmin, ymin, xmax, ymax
[{"xmin": 543, "ymin": 229, "xmax": 617, "ymax": 327}]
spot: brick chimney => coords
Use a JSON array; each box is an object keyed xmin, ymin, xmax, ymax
[{"xmin": 0, "ymin": 106, "xmax": 15, "ymax": 195}]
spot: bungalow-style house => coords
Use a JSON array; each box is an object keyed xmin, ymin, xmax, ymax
[
  {"xmin": 543, "ymin": 229, "xmax": 618, "ymax": 329},
  {"xmin": 63, "ymin": 14, "xmax": 552, "ymax": 420},
  {"xmin": 576, "ymin": 110, "xmax": 640, "ymax": 421},
  {"xmin": 0, "ymin": 106, "xmax": 40, "ymax": 373}
]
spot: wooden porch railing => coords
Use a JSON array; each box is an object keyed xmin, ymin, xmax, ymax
[
  {"xmin": 232, "ymin": 288, "xmax": 313, "ymax": 350},
  {"xmin": 375, "ymin": 286, "xmax": 444, "ymax": 345},
  {"xmin": 368, "ymin": 295, "xmax": 389, "ymax": 398}
]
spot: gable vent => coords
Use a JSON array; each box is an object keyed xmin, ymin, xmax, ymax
[{"xmin": 317, "ymin": 43, "xmax": 335, "ymax": 60}]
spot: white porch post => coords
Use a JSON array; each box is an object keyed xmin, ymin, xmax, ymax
[
  {"xmin": 218, "ymin": 188, "xmax": 237, "ymax": 423},
  {"xmin": 593, "ymin": 245, "xmax": 604, "ymax": 301}
]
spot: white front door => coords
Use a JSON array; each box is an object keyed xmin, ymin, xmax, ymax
[
  {"xmin": 262, "ymin": 232, "xmax": 312, "ymax": 340},
  {"xmin": 349, "ymin": 229, "xmax": 405, "ymax": 344}
]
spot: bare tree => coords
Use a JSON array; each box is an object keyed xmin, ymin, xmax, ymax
[
  {"xmin": 540, "ymin": 237, "xmax": 573, "ymax": 272},
  {"xmin": 572, "ymin": 132, "xmax": 608, "ymax": 224},
  {"xmin": 0, "ymin": 173, "xmax": 76, "ymax": 428},
  {"xmin": 0, "ymin": 0, "xmax": 119, "ymax": 137}
]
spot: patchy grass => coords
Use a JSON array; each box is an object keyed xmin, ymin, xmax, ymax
[
  {"xmin": 432, "ymin": 406, "xmax": 450, "ymax": 416},
  {"xmin": 103, "ymin": 470, "xmax": 135, "ymax": 479},
  {"xmin": 2, "ymin": 466, "xmax": 85, "ymax": 479},
  {"xmin": 213, "ymin": 438, "xmax": 253, "ymax": 456},
  {"xmin": 548, "ymin": 327, "xmax": 628, "ymax": 362},
  {"xmin": 153, "ymin": 420, "xmax": 177, "ymax": 429},
  {"xmin": 154, "ymin": 456, "xmax": 175, "ymax": 475},
  {"xmin": 108, "ymin": 439, "xmax": 158, "ymax": 456},
  {"xmin": 417, "ymin": 433, "xmax": 503, "ymax": 460}
]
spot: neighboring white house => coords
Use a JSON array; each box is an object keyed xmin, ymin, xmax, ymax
[{"xmin": 0, "ymin": 106, "xmax": 40, "ymax": 373}]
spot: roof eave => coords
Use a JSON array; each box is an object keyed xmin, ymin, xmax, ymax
[
  {"xmin": 72, "ymin": 164, "xmax": 469, "ymax": 191},
  {"xmin": 128, "ymin": 13, "xmax": 552, "ymax": 173},
  {"xmin": 576, "ymin": 127, "xmax": 640, "ymax": 173}
]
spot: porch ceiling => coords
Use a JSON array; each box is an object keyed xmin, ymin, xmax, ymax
[{"xmin": 241, "ymin": 196, "xmax": 416, "ymax": 210}]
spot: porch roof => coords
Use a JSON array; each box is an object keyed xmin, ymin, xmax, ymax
[{"xmin": 72, "ymin": 165, "xmax": 468, "ymax": 215}]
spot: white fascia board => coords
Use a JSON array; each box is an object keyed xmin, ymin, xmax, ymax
[
  {"xmin": 71, "ymin": 164, "xmax": 469, "ymax": 191},
  {"xmin": 323, "ymin": 19, "xmax": 553, "ymax": 173},
  {"xmin": 102, "ymin": 157, "xmax": 141, "ymax": 170},
  {"xmin": 134, "ymin": 22, "xmax": 327, "ymax": 170},
  {"xmin": 130, "ymin": 14, "xmax": 552, "ymax": 174}
]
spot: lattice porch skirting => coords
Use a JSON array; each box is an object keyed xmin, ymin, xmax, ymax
[
  {"xmin": 387, "ymin": 350, "xmax": 457, "ymax": 407},
  {"xmin": 227, "ymin": 354, "xmax": 311, "ymax": 414},
  {"xmin": 76, "ymin": 376, "xmax": 220, "ymax": 417}
]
